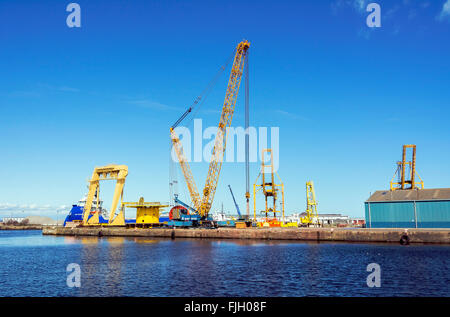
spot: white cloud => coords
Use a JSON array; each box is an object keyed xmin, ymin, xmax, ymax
[
  {"xmin": 385, "ymin": 5, "xmax": 401, "ymax": 21},
  {"xmin": 408, "ymin": 9, "xmax": 417, "ymax": 20},
  {"xmin": 58, "ymin": 86, "xmax": 80, "ymax": 92},
  {"xmin": 357, "ymin": 27, "xmax": 375, "ymax": 39},
  {"xmin": 392, "ymin": 26, "xmax": 401, "ymax": 35},
  {"xmin": 438, "ymin": 0, "xmax": 450, "ymax": 20},
  {"xmin": 0, "ymin": 203, "xmax": 69, "ymax": 218},
  {"xmin": 274, "ymin": 110, "xmax": 307, "ymax": 121},
  {"xmin": 354, "ymin": 0, "xmax": 369, "ymax": 12},
  {"xmin": 6, "ymin": 83, "xmax": 80, "ymax": 99},
  {"xmin": 127, "ymin": 99, "xmax": 180, "ymax": 111},
  {"xmin": 331, "ymin": 0, "xmax": 369, "ymax": 15}
]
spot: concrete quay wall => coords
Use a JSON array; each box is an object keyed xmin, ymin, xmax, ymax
[{"xmin": 42, "ymin": 227, "xmax": 450, "ymax": 244}]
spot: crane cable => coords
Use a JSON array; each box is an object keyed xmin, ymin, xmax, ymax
[
  {"xmin": 245, "ymin": 52, "xmax": 250, "ymax": 212},
  {"xmin": 169, "ymin": 47, "xmax": 236, "ymax": 207},
  {"xmin": 169, "ymin": 136, "xmax": 179, "ymax": 206},
  {"xmin": 171, "ymin": 48, "xmax": 236, "ymax": 129}
]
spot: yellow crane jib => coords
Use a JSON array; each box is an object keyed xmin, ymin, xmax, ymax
[
  {"xmin": 82, "ymin": 164, "xmax": 128, "ymax": 226},
  {"xmin": 198, "ymin": 40, "xmax": 250, "ymax": 217},
  {"xmin": 170, "ymin": 40, "xmax": 250, "ymax": 219}
]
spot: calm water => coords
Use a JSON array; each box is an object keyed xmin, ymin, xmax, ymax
[{"xmin": 0, "ymin": 230, "xmax": 449, "ymax": 297}]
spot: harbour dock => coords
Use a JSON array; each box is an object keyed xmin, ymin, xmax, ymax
[{"xmin": 43, "ymin": 227, "xmax": 450, "ymax": 244}]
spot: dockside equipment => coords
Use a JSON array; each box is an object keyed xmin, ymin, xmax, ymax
[
  {"xmin": 82, "ymin": 164, "xmax": 128, "ymax": 226},
  {"xmin": 300, "ymin": 181, "xmax": 319, "ymax": 226},
  {"xmin": 253, "ymin": 149, "xmax": 285, "ymax": 225},
  {"xmin": 121, "ymin": 197, "xmax": 168, "ymax": 228},
  {"xmin": 228, "ymin": 184, "xmax": 251, "ymax": 228},
  {"xmin": 169, "ymin": 40, "xmax": 250, "ymax": 222},
  {"xmin": 390, "ymin": 144, "xmax": 424, "ymax": 191}
]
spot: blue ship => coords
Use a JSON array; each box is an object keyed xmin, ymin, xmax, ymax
[
  {"xmin": 63, "ymin": 194, "xmax": 109, "ymax": 226},
  {"xmin": 63, "ymin": 194, "xmax": 169, "ymax": 226}
]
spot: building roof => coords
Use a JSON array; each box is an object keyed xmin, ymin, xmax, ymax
[{"xmin": 366, "ymin": 188, "xmax": 450, "ymax": 202}]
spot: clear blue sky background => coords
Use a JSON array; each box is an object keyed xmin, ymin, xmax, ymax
[{"xmin": 1, "ymin": 0, "xmax": 449, "ymax": 219}]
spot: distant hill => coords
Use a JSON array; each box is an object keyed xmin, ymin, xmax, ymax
[{"xmin": 25, "ymin": 216, "xmax": 64, "ymax": 225}]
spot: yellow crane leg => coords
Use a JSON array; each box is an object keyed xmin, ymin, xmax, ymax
[
  {"xmin": 108, "ymin": 181, "xmax": 126, "ymax": 226},
  {"xmin": 84, "ymin": 180, "xmax": 99, "ymax": 224},
  {"xmin": 82, "ymin": 164, "xmax": 128, "ymax": 226}
]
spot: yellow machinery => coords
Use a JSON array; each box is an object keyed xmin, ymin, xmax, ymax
[
  {"xmin": 281, "ymin": 222, "xmax": 298, "ymax": 228},
  {"xmin": 170, "ymin": 40, "xmax": 250, "ymax": 219},
  {"xmin": 300, "ymin": 181, "xmax": 319, "ymax": 226},
  {"xmin": 253, "ymin": 149, "xmax": 285, "ymax": 225},
  {"xmin": 390, "ymin": 144, "xmax": 424, "ymax": 191},
  {"xmin": 82, "ymin": 164, "xmax": 128, "ymax": 226},
  {"xmin": 121, "ymin": 197, "xmax": 168, "ymax": 227}
]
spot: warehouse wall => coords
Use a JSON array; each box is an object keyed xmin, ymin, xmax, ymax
[
  {"xmin": 365, "ymin": 201, "xmax": 450, "ymax": 228},
  {"xmin": 416, "ymin": 201, "xmax": 450, "ymax": 228}
]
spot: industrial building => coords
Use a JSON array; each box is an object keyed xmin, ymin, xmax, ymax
[
  {"xmin": 0, "ymin": 217, "xmax": 26, "ymax": 223},
  {"xmin": 298, "ymin": 212, "xmax": 350, "ymax": 225},
  {"xmin": 365, "ymin": 189, "xmax": 450, "ymax": 228},
  {"xmin": 365, "ymin": 145, "xmax": 450, "ymax": 228},
  {"xmin": 365, "ymin": 188, "xmax": 450, "ymax": 228}
]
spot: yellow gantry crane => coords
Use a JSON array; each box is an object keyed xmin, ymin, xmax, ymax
[
  {"xmin": 170, "ymin": 40, "xmax": 250, "ymax": 219},
  {"xmin": 253, "ymin": 148, "xmax": 285, "ymax": 223},
  {"xmin": 82, "ymin": 164, "xmax": 128, "ymax": 226},
  {"xmin": 300, "ymin": 181, "xmax": 319, "ymax": 226},
  {"xmin": 390, "ymin": 144, "xmax": 424, "ymax": 191}
]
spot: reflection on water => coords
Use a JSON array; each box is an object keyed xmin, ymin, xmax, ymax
[
  {"xmin": 79, "ymin": 236, "xmax": 126, "ymax": 296},
  {"xmin": 106, "ymin": 237, "xmax": 125, "ymax": 245},
  {"xmin": 132, "ymin": 238, "xmax": 160, "ymax": 244},
  {"xmin": 63, "ymin": 236, "xmax": 78, "ymax": 245},
  {"xmin": 105, "ymin": 237, "xmax": 124, "ymax": 297},
  {"xmin": 0, "ymin": 230, "xmax": 450, "ymax": 297}
]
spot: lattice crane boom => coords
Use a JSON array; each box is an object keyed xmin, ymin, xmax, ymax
[
  {"xmin": 170, "ymin": 127, "xmax": 201, "ymax": 210},
  {"xmin": 170, "ymin": 40, "xmax": 250, "ymax": 218},
  {"xmin": 197, "ymin": 40, "xmax": 250, "ymax": 217}
]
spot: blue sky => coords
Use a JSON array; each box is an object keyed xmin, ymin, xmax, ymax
[{"xmin": 1, "ymin": 0, "xmax": 449, "ymax": 219}]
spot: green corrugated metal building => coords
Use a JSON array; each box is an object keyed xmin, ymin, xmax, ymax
[{"xmin": 365, "ymin": 188, "xmax": 450, "ymax": 228}]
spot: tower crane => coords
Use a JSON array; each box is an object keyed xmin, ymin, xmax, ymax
[{"xmin": 170, "ymin": 40, "xmax": 250, "ymax": 222}]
